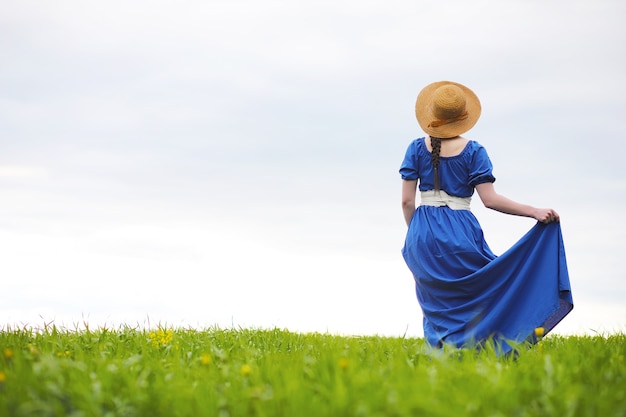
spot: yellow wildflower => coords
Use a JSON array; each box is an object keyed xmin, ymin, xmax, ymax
[
  {"xmin": 149, "ymin": 328, "xmax": 174, "ymax": 347},
  {"xmin": 28, "ymin": 344, "xmax": 39, "ymax": 357},
  {"xmin": 338, "ymin": 358, "xmax": 349, "ymax": 369},
  {"xmin": 200, "ymin": 353, "xmax": 212, "ymax": 366},
  {"xmin": 0, "ymin": 371, "xmax": 5, "ymax": 383},
  {"xmin": 240, "ymin": 364, "xmax": 252, "ymax": 376},
  {"xmin": 2, "ymin": 348, "xmax": 13, "ymax": 360},
  {"xmin": 534, "ymin": 327, "xmax": 545, "ymax": 354}
]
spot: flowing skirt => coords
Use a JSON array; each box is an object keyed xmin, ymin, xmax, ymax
[{"xmin": 402, "ymin": 206, "xmax": 573, "ymax": 352}]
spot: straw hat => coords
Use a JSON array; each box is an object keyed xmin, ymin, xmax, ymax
[{"xmin": 415, "ymin": 81, "xmax": 481, "ymax": 138}]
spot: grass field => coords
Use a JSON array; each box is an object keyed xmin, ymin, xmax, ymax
[{"xmin": 0, "ymin": 325, "xmax": 624, "ymax": 416}]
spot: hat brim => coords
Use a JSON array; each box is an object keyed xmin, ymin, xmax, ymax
[{"xmin": 415, "ymin": 81, "xmax": 481, "ymax": 138}]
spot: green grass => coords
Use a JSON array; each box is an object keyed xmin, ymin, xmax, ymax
[{"xmin": 0, "ymin": 325, "xmax": 624, "ymax": 416}]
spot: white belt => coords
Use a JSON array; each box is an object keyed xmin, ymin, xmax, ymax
[{"xmin": 420, "ymin": 190, "xmax": 471, "ymax": 210}]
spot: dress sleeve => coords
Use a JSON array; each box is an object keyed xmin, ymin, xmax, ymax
[
  {"xmin": 399, "ymin": 140, "xmax": 420, "ymax": 180},
  {"xmin": 468, "ymin": 143, "xmax": 496, "ymax": 186}
]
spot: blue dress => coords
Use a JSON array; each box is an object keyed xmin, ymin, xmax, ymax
[{"xmin": 400, "ymin": 138, "xmax": 573, "ymax": 351}]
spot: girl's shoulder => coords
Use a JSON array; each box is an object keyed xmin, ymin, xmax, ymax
[
  {"xmin": 407, "ymin": 137, "xmax": 429, "ymax": 155},
  {"xmin": 461, "ymin": 139, "xmax": 490, "ymax": 156}
]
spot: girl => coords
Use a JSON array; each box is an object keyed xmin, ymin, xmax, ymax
[{"xmin": 400, "ymin": 81, "xmax": 573, "ymax": 352}]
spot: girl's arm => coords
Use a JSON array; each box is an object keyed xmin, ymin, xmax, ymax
[
  {"xmin": 475, "ymin": 182, "xmax": 559, "ymax": 223},
  {"xmin": 402, "ymin": 180, "xmax": 418, "ymax": 226}
]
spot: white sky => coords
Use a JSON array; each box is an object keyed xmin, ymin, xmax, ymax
[{"xmin": 1, "ymin": 0, "xmax": 625, "ymax": 336}]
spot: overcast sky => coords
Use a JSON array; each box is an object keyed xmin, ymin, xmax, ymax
[{"xmin": 1, "ymin": 0, "xmax": 625, "ymax": 336}]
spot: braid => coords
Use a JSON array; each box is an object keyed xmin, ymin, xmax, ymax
[{"xmin": 430, "ymin": 136, "xmax": 442, "ymax": 191}]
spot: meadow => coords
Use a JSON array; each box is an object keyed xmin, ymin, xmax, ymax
[{"xmin": 0, "ymin": 325, "xmax": 624, "ymax": 416}]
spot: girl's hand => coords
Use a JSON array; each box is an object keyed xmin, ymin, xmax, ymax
[{"xmin": 534, "ymin": 208, "xmax": 560, "ymax": 223}]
